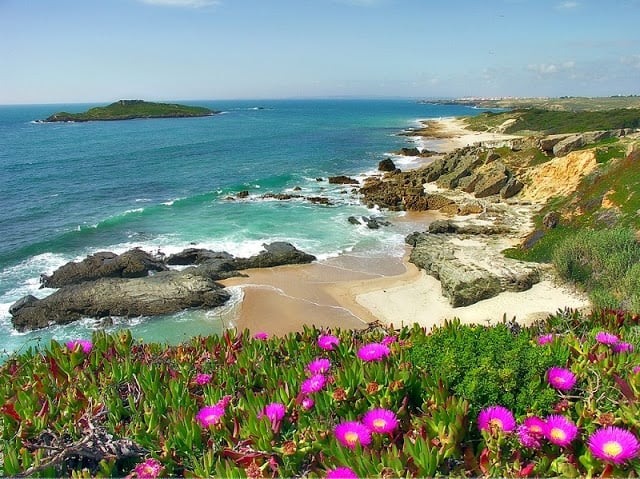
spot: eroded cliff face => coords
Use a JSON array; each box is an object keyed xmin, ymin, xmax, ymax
[{"xmin": 520, "ymin": 150, "xmax": 598, "ymax": 203}]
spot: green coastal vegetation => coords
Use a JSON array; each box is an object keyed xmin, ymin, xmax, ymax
[
  {"xmin": 44, "ymin": 100, "xmax": 216, "ymax": 122},
  {"xmin": 1, "ymin": 310, "xmax": 639, "ymax": 478}
]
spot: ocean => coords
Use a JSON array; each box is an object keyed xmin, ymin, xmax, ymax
[{"xmin": 0, "ymin": 99, "xmax": 479, "ymax": 359}]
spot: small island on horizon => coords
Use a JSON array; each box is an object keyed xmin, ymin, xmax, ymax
[{"xmin": 43, "ymin": 99, "xmax": 218, "ymax": 122}]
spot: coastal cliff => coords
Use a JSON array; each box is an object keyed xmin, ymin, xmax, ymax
[{"xmin": 44, "ymin": 99, "xmax": 217, "ymax": 122}]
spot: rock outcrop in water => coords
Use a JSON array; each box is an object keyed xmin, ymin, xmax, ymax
[{"xmin": 10, "ymin": 242, "xmax": 316, "ymax": 332}]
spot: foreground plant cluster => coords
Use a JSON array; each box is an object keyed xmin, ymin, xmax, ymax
[{"xmin": 1, "ymin": 309, "xmax": 639, "ymax": 477}]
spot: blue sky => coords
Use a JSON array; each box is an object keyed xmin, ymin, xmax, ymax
[{"xmin": 1, "ymin": 0, "xmax": 639, "ymax": 104}]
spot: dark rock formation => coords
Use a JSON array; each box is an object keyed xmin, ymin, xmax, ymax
[
  {"xmin": 500, "ymin": 177, "xmax": 524, "ymax": 199},
  {"xmin": 166, "ymin": 249, "xmax": 234, "ymax": 266},
  {"xmin": 542, "ymin": 211, "xmax": 561, "ymax": 229},
  {"xmin": 378, "ymin": 158, "xmax": 397, "ymax": 172},
  {"xmin": 40, "ymin": 249, "xmax": 168, "ymax": 288},
  {"xmin": 234, "ymin": 242, "xmax": 316, "ymax": 269},
  {"xmin": 328, "ymin": 175, "xmax": 359, "ymax": 185},
  {"xmin": 11, "ymin": 271, "xmax": 230, "ymax": 332}
]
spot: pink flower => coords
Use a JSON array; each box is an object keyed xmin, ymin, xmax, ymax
[
  {"xmin": 335, "ymin": 421, "xmax": 372, "ymax": 449},
  {"xmin": 253, "ymin": 332, "xmax": 269, "ymax": 340},
  {"xmin": 477, "ymin": 406, "xmax": 516, "ymax": 433},
  {"xmin": 318, "ymin": 334, "xmax": 340, "ymax": 351},
  {"xmin": 517, "ymin": 416, "xmax": 546, "ymax": 449},
  {"xmin": 537, "ymin": 334, "xmax": 554, "ymax": 345},
  {"xmin": 588, "ymin": 426, "xmax": 640, "ymax": 464},
  {"xmin": 544, "ymin": 415, "xmax": 578, "ymax": 447},
  {"xmin": 547, "ymin": 366, "xmax": 577, "ymax": 391},
  {"xmin": 130, "ymin": 458, "xmax": 163, "ymax": 479},
  {"xmin": 326, "ymin": 467, "xmax": 359, "ymax": 479},
  {"xmin": 260, "ymin": 402, "xmax": 286, "ymax": 424},
  {"xmin": 65, "ymin": 339, "xmax": 93, "ymax": 354},
  {"xmin": 381, "ymin": 335, "xmax": 397, "ymax": 346},
  {"xmin": 612, "ymin": 342, "xmax": 634, "ymax": 353},
  {"xmin": 356, "ymin": 343, "xmax": 390, "ymax": 362},
  {"xmin": 301, "ymin": 397, "xmax": 315, "ymax": 410},
  {"xmin": 633, "ymin": 366, "xmax": 640, "ymax": 375},
  {"xmin": 217, "ymin": 395, "xmax": 233, "ymax": 408},
  {"xmin": 307, "ymin": 358, "xmax": 331, "ymax": 375},
  {"xmin": 595, "ymin": 331, "xmax": 619, "ymax": 345},
  {"xmin": 195, "ymin": 373, "xmax": 212, "ymax": 385},
  {"xmin": 301, "ymin": 374, "xmax": 327, "ymax": 394},
  {"xmin": 362, "ymin": 408, "xmax": 398, "ymax": 434},
  {"xmin": 195, "ymin": 404, "xmax": 225, "ymax": 427}
]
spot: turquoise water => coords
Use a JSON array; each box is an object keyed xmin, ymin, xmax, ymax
[{"xmin": 0, "ymin": 99, "xmax": 478, "ymax": 358}]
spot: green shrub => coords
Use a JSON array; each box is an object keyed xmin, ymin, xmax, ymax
[
  {"xmin": 552, "ymin": 227, "xmax": 640, "ymax": 311},
  {"xmin": 409, "ymin": 319, "xmax": 567, "ymax": 418}
]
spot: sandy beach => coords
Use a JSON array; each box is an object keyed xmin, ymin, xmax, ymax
[{"xmin": 221, "ymin": 118, "xmax": 590, "ymax": 336}]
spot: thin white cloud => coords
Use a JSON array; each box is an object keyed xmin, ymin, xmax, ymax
[
  {"xmin": 555, "ymin": 1, "xmax": 580, "ymax": 9},
  {"xmin": 527, "ymin": 61, "xmax": 576, "ymax": 76},
  {"xmin": 139, "ymin": 0, "xmax": 220, "ymax": 8}
]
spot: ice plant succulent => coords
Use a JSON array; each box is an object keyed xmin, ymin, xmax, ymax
[
  {"xmin": 587, "ymin": 426, "xmax": 640, "ymax": 464},
  {"xmin": 477, "ymin": 406, "xmax": 516, "ymax": 433},
  {"xmin": 301, "ymin": 374, "xmax": 327, "ymax": 394},
  {"xmin": 537, "ymin": 333, "xmax": 554, "ymax": 345},
  {"xmin": 612, "ymin": 342, "xmax": 634, "ymax": 353},
  {"xmin": 307, "ymin": 358, "xmax": 331, "ymax": 375},
  {"xmin": 195, "ymin": 404, "xmax": 225, "ymax": 427},
  {"xmin": 517, "ymin": 416, "xmax": 546, "ymax": 449},
  {"xmin": 65, "ymin": 339, "xmax": 93, "ymax": 354},
  {"xmin": 253, "ymin": 332, "xmax": 269, "ymax": 340},
  {"xmin": 547, "ymin": 366, "xmax": 577, "ymax": 391},
  {"xmin": 334, "ymin": 421, "xmax": 372, "ymax": 449},
  {"xmin": 301, "ymin": 397, "xmax": 315, "ymax": 410},
  {"xmin": 194, "ymin": 373, "xmax": 212, "ymax": 385},
  {"xmin": 356, "ymin": 342, "xmax": 391, "ymax": 362},
  {"xmin": 362, "ymin": 408, "xmax": 398, "ymax": 434},
  {"xmin": 326, "ymin": 467, "xmax": 359, "ymax": 479},
  {"xmin": 595, "ymin": 331, "xmax": 619, "ymax": 345},
  {"xmin": 544, "ymin": 415, "xmax": 578, "ymax": 447},
  {"xmin": 129, "ymin": 458, "xmax": 163, "ymax": 479},
  {"xmin": 260, "ymin": 402, "xmax": 287, "ymax": 424},
  {"xmin": 318, "ymin": 334, "xmax": 340, "ymax": 350}
]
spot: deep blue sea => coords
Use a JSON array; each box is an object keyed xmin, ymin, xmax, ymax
[{"xmin": 0, "ymin": 99, "xmax": 479, "ymax": 358}]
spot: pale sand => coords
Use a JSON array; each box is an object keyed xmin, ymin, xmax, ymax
[{"xmin": 219, "ymin": 119, "xmax": 590, "ymax": 335}]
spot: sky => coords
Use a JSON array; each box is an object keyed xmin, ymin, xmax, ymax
[{"xmin": 1, "ymin": 0, "xmax": 639, "ymax": 104}]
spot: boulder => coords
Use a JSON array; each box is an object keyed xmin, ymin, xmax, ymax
[
  {"xmin": 539, "ymin": 134, "xmax": 572, "ymax": 153},
  {"xmin": 542, "ymin": 211, "xmax": 561, "ymax": 229},
  {"xmin": 166, "ymin": 249, "xmax": 234, "ymax": 266},
  {"xmin": 348, "ymin": 216, "xmax": 362, "ymax": 225},
  {"xmin": 234, "ymin": 242, "xmax": 316, "ymax": 269},
  {"xmin": 40, "ymin": 249, "xmax": 168, "ymax": 288},
  {"xmin": 11, "ymin": 271, "xmax": 231, "ymax": 332},
  {"xmin": 328, "ymin": 175, "xmax": 359, "ymax": 185},
  {"xmin": 378, "ymin": 158, "xmax": 397, "ymax": 172},
  {"xmin": 553, "ymin": 135, "xmax": 585, "ymax": 157},
  {"xmin": 500, "ymin": 176, "xmax": 524, "ymax": 199},
  {"xmin": 396, "ymin": 147, "xmax": 421, "ymax": 156},
  {"xmin": 473, "ymin": 162, "xmax": 509, "ymax": 198},
  {"xmin": 237, "ymin": 190, "xmax": 250, "ymax": 198}
]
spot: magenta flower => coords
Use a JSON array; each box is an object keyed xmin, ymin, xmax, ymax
[
  {"xmin": 301, "ymin": 397, "xmax": 315, "ymax": 410},
  {"xmin": 381, "ymin": 335, "xmax": 397, "ymax": 346},
  {"xmin": 217, "ymin": 395, "xmax": 232, "ymax": 408},
  {"xmin": 633, "ymin": 366, "xmax": 640, "ymax": 375},
  {"xmin": 595, "ymin": 331, "xmax": 619, "ymax": 345},
  {"xmin": 195, "ymin": 373, "xmax": 212, "ymax": 385},
  {"xmin": 307, "ymin": 358, "xmax": 331, "ymax": 375},
  {"xmin": 195, "ymin": 404, "xmax": 225, "ymax": 427},
  {"xmin": 334, "ymin": 421, "xmax": 372, "ymax": 449},
  {"xmin": 517, "ymin": 417, "xmax": 546, "ymax": 449},
  {"xmin": 477, "ymin": 406, "xmax": 516, "ymax": 433},
  {"xmin": 362, "ymin": 408, "xmax": 398, "ymax": 434},
  {"xmin": 260, "ymin": 402, "xmax": 286, "ymax": 423},
  {"xmin": 357, "ymin": 343, "xmax": 391, "ymax": 362},
  {"xmin": 253, "ymin": 332, "xmax": 269, "ymax": 340},
  {"xmin": 588, "ymin": 426, "xmax": 640, "ymax": 464},
  {"xmin": 301, "ymin": 374, "xmax": 327, "ymax": 394},
  {"xmin": 612, "ymin": 342, "xmax": 634, "ymax": 353},
  {"xmin": 326, "ymin": 467, "xmax": 359, "ymax": 479},
  {"xmin": 547, "ymin": 366, "xmax": 577, "ymax": 391},
  {"xmin": 544, "ymin": 415, "xmax": 578, "ymax": 447},
  {"xmin": 318, "ymin": 334, "xmax": 340, "ymax": 351},
  {"xmin": 537, "ymin": 333, "xmax": 554, "ymax": 345},
  {"xmin": 65, "ymin": 339, "xmax": 93, "ymax": 354},
  {"xmin": 130, "ymin": 458, "xmax": 163, "ymax": 479}
]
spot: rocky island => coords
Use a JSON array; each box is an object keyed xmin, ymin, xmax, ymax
[{"xmin": 43, "ymin": 99, "xmax": 217, "ymax": 122}]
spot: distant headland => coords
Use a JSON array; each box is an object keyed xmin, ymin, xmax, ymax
[{"xmin": 43, "ymin": 99, "xmax": 218, "ymax": 122}]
